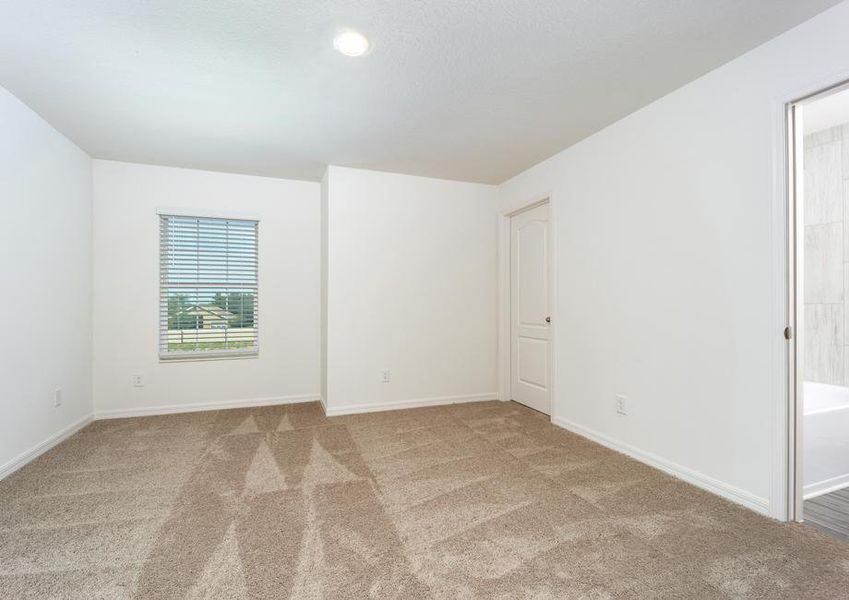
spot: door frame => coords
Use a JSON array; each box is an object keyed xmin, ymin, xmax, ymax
[
  {"xmin": 497, "ymin": 196, "xmax": 555, "ymax": 416},
  {"xmin": 783, "ymin": 77, "xmax": 849, "ymax": 522}
]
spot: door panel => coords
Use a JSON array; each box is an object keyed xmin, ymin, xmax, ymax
[
  {"xmin": 517, "ymin": 337, "xmax": 547, "ymax": 389},
  {"xmin": 511, "ymin": 203, "xmax": 550, "ymax": 414}
]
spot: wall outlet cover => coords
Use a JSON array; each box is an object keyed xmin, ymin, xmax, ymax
[
  {"xmin": 132, "ymin": 373, "xmax": 145, "ymax": 387},
  {"xmin": 616, "ymin": 394, "xmax": 628, "ymax": 415}
]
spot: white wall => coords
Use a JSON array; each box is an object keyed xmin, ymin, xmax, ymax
[
  {"xmin": 92, "ymin": 161, "xmax": 320, "ymax": 416},
  {"xmin": 0, "ymin": 86, "xmax": 92, "ymax": 475},
  {"xmin": 498, "ymin": 0, "xmax": 849, "ymax": 518},
  {"xmin": 323, "ymin": 166, "xmax": 498, "ymax": 414}
]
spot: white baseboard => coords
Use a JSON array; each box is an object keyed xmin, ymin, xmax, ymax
[
  {"xmin": 324, "ymin": 392, "xmax": 497, "ymax": 417},
  {"xmin": 11, "ymin": 390, "xmax": 498, "ymax": 480},
  {"xmin": 0, "ymin": 413, "xmax": 94, "ymax": 480},
  {"xmin": 319, "ymin": 394, "xmax": 327, "ymax": 413},
  {"xmin": 804, "ymin": 473, "xmax": 849, "ymax": 500},
  {"xmin": 552, "ymin": 416, "xmax": 771, "ymax": 517},
  {"xmin": 94, "ymin": 393, "xmax": 320, "ymax": 420}
]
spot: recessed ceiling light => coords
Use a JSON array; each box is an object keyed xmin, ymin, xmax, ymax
[{"xmin": 333, "ymin": 30, "xmax": 370, "ymax": 57}]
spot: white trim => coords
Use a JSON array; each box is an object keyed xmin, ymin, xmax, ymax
[
  {"xmin": 496, "ymin": 211, "xmax": 511, "ymax": 401},
  {"xmin": 552, "ymin": 416, "xmax": 771, "ymax": 516},
  {"xmin": 804, "ymin": 473, "xmax": 849, "ymax": 500},
  {"xmin": 319, "ymin": 394, "xmax": 327, "ymax": 414},
  {"xmin": 767, "ymin": 91, "xmax": 793, "ymax": 522},
  {"xmin": 156, "ymin": 206, "xmax": 262, "ymax": 221},
  {"xmin": 549, "ymin": 196, "xmax": 559, "ymax": 420},
  {"xmin": 323, "ymin": 393, "xmax": 496, "ymax": 417},
  {"xmin": 0, "ymin": 413, "xmax": 94, "ymax": 480},
  {"xmin": 94, "ymin": 394, "xmax": 319, "ymax": 419}
]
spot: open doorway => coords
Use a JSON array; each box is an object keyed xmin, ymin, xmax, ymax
[{"xmin": 789, "ymin": 82, "xmax": 849, "ymax": 541}]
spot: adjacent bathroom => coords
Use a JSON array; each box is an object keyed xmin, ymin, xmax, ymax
[{"xmin": 802, "ymin": 86, "xmax": 849, "ymax": 540}]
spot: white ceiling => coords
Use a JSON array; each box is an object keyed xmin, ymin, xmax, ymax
[{"xmin": 0, "ymin": 1, "xmax": 842, "ymax": 184}]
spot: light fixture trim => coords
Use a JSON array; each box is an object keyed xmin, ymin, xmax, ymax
[{"xmin": 333, "ymin": 30, "xmax": 371, "ymax": 57}]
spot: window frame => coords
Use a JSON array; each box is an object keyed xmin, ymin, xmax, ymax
[{"xmin": 157, "ymin": 208, "xmax": 260, "ymax": 362}]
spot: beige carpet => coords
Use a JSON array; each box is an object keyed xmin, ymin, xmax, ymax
[{"xmin": 1, "ymin": 401, "xmax": 849, "ymax": 599}]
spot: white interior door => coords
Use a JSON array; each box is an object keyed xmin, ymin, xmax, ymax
[{"xmin": 511, "ymin": 203, "xmax": 550, "ymax": 414}]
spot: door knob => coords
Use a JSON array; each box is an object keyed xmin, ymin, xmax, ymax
[{"xmin": 545, "ymin": 317, "xmax": 551, "ymax": 323}]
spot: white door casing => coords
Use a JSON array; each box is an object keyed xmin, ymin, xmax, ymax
[{"xmin": 510, "ymin": 203, "xmax": 550, "ymax": 414}]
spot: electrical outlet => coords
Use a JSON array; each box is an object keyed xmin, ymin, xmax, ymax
[
  {"xmin": 54, "ymin": 388, "xmax": 63, "ymax": 408},
  {"xmin": 132, "ymin": 373, "xmax": 145, "ymax": 387},
  {"xmin": 381, "ymin": 369, "xmax": 391, "ymax": 383},
  {"xmin": 615, "ymin": 394, "xmax": 628, "ymax": 415}
]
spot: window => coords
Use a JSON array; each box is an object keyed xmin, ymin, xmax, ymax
[{"xmin": 159, "ymin": 213, "xmax": 258, "ymax": 359}]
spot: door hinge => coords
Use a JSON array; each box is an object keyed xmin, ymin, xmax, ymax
[{"xmin": 784, "ymin": 326, "xmax": 793, "ymax": 340}]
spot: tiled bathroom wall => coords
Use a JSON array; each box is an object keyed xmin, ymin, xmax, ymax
[{"xmin": 805, "ymin": 124, "xmax": 849, "ymax": 385}]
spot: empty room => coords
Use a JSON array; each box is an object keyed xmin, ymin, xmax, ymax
[{"xmin": 5, "ymin": 1, "xmax": 849, "ymax": 598}]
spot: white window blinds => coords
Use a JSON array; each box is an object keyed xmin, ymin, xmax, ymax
[{"xmin": 159, "ymin": 214, "xmax": 258, "ymax": 359}]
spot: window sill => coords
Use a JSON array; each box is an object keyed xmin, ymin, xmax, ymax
[{"xmin": 159, "ymin": 350, "xmax": 259, "ymax": 363}]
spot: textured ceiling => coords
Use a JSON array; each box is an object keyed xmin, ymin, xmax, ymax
[{"xmin": 0, "ymin": 1, "xmax": 842, "ymax": 183}]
